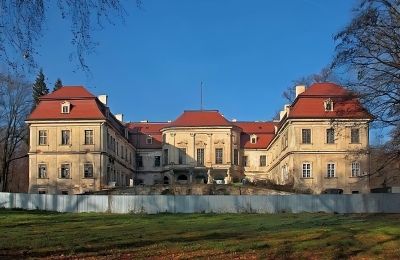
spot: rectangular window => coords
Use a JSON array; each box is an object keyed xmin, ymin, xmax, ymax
[
  {"xmin": 243, "ymin": 156, "xmax": 248, "ymax": 167},
  {"xmin": 179, "ymin": 148, "xmax": 186, "ymax": 164},
  {"xmin": 327, "ymin": 163, "xmax": 335, "ymax": 178},
  {"xmin": 84, "ymin": 163, "xmax": 93, "ymax": 178},
  {"xmin": 302, "ymin": 129, "xmax": 311, "ymax": 144},
  {"xmin": 61, "ymin": 190, "xmax": 69, "ymax": 195},
  {"xmin": 215, "ymin": 148, "xmax": 223, "ymax": 164},
  {"xmin": 84, "ymin": 130, "xmax": 94, "ymax": 145},
  {"xmin": 38, "ymin": 164, "xmax": 47, "ymax": 178},
  {"xmin": 163, "ymin": 149, "xmax": 168, "ymax": 165},
  {"xmin": 351, "ymin": 128, "xmax": 360, "ymax": 143},
  {"xmin": 61, "ymin": 130, "xmax": 70, "ymax": 145},
  {"xmin": 259, "ymin": 155, "xmax": 266, "ymax": 167},
  {"xmin": 154, "ymin": 156, "xmax": 161, "ymax": 167},
  {"xmin": 60, "ymin": 164, "xmax": 70, "ymax": 179},
  {"xmin": 38, "ymin": 130, "xmax": 47, "ymax": 145},
  {"xmin": 233, "ymin": 149, "xmax": 239, "ymax": 165},
  {"xmin": 326, "ymin": 129, "xmax": 335, "ymax": 144},
  {"xmin": 136, "ymin": 156, "xmax": 143, "ymax": 167},
  {"xmin": 351, "ymin": 162, "xmax": 361, "ymax": 177},
  {"xmin": 61, "ymin": 105, "xmax": 70, "ymax": 114},
  {"xmin": 38, "ymin": 190, "xmax": 46, "ymax": 194},
  {"xmin": 302, "ymin": 163, "xmax": 311, "ymax": 178},
  {"xmin": 197, "ymin": 148, "xmax": 205, "ymax": 166},
  {"xmin": 146, "ymin": 137, "xmax": 153, "ymax": 144}
]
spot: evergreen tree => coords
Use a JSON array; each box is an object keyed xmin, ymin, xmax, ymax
[
  {"xmin": 32, "ymin": 69, "xmax": 49, "ymax": 107},
  {"xmin": 53, "ymin": 78, "xmax": 63, "ymax": 92}
]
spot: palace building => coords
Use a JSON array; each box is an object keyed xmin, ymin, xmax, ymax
[{"xmin": 26, "ymin": 82, "xmax": 372, "ymax": 194}]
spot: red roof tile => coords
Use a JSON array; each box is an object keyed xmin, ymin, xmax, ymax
[
  {"xmin": 40, "ymin": 86, "xmax": 95, "ymax": 100},
  {"xmin": 168, "ymin": 110, "xmax": 232, "ymax": 127},
  {"xmin": 289, "ymin": 83, "xmax": 372, "ymax": 119},
  {"xmin": 27, "ymin": 99, "xmax": 106, "ymax": 120},
  {"xmin": 234, "ymin": 122, "xmax": 276, "ymax": 149},
  {"xmin": 128, "ymin": 122, "xmax": 169, "ymax": 149}
]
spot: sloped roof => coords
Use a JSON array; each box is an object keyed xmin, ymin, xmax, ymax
[
  {"xmin": 168, "ymin": 110, "xmax": 232, "ymax": 127},
  {"xmin": 128, "ymin": 122, "xmax": 169, "ymax": 149},
  {"xmin": 40, "ymin": 86, "xmax": 95, "ymax": 100},
  {"xmin": 27, "ymin": 86, "xmax": 106, "ymax": 121},
  {"xmin": 289, "ymin": 83, "xmax": 372, "ymax": 119},
  {"xmin": 234, "ymin": 121, "xmax": 276, "ymax": 149}
]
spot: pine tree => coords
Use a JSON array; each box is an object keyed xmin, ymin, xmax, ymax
[
  {"xmin": 53, "ymin": 78, "xmax": 63, "ymax": 92},
  {"xmin": 32, "ymin": 69, "xmax": 49, "ymax": 107}
]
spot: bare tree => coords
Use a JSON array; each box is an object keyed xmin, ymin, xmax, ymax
[
  {"xmin": 0, "ymin": 73, "xmax": 31, "ymax": 192},
  {"xmin": 0, "ymin": 0, "xmax": 142, "ymax": 72}
]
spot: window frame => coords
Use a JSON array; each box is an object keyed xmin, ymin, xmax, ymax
[
  {"xmin": 350, "ymin": 128, "xmax": 360, "ymax": 144},
  {"xmin": 301, "ymin": 129, "xmax": 311, "ymax": 144},
  {"xmin": 259, "ymin": 155, "xmax": 267, "ymax": 167},
  {"xmin": 83, "ymin": 163, "xmax": 94, "ymax": 178},
  {"xmin": 178, "ymin": 148, "xmax": 186, "ymax": 164},
  {"xmin": 327, "ymin": 163, "xmax": 336, "ymax": 178},
  {"xmin": 136, "ymin": 155, "xmax": 143, "ymax": 168},
  {"xmin": 38, "ymin": 163, "xmax": 47, "ymax": 179},
  {"xmin": 302, "ymin": 162, "xmax": 312, "ymax": 178},
  {"xmin": 84, "ymin": 130, "xmax": 94, "ymax": 145},
  {"xmin": 215, "ymin": 148, "xmax": 223, "ymax": 164},
  {"xmin": 154, "ymin": 156, "xmax": 161, "ymax": 167},
  {"xmin": 61, "ymin": 101, "xmax": 70, "ymax": 114},
  {"xmin": 146, "ymin": 136, "xmax": 153, "ymax": 145},
  {"xmin": 233, "ymin": 149, "xmax": 239, "ymax": 165},
  {"xmin": 38, "ymin": 130, "xmax": 48, "ymax": 145},
  {"xmin": 61, "ymin": 130, "xmax": 70, "ymax": 145},
  {"xmin": 351, "ymin": 161, "xmax": 361, "ymax": 177},
  {"xmin": 60, "ymin": 163, "xmax": 71, "ymax": 179},
  {"xmin": 197, "ymin": 148, "xmax": 205, "ymax": 166},
  {"xmin": 326, "ymin": 128, "xmax": 335, "ymax": 144},
  {"xmin": 324, "ymin": 98, "xmax": 334, "ymax": 111}
]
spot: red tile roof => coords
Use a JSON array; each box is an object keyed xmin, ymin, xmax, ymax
[
  {"xmin": 289, "ymin": 83, "xmax": 372, "ymax": 120},
  {"xmin": 234, "ymin": 122, "xmax": 276, "ymax": 149},
  {"xmin": 40, "ymin": 86, "xmax": 95, "ymax": 100},
  {"xmin": 128, "ymin": 122, "xmax": 169, "ymax": 149},
  {"xmin": 27, "ymin": 86, "xmax": 107, "ymax": 121},
  {"xmin": 168, "ymin": 110, "xmax": 232, "ymax": 127}
]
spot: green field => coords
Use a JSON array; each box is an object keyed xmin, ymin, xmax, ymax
[{"xmin": 0, "ymin": 209, "xmax": 399, "ymax": 259}]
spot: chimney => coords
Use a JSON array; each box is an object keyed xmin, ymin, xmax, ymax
[
  {"xmin": 284, "ymin": 104, "xmax": 290, "ymax": 116},
  {"xmin": 232, "ymin": 118, "xmax": 237, "ymax": 122},
  {"xmin": 140, "ymin": 120, "xmax": 148, "ymax": 123},
  {"xmin": 295, "ymin": 85, "xmax": 306, "ymax": 98},
  {"xmin": 98, "ymin": 95, "xmax": 108, "ymax": 105},
  {"xmin": 279, "ymin": 111, "xmax": 286, "ymax": 121},
  {"xmin": 115, "ymin": 113, "xmax": 124, "ymax": 122}
]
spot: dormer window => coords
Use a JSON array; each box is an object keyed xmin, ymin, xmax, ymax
[
  {"xmin": 324, "ymin": 98, "xmax": 334, "ymax": 111},
  {"xmin": 146, "ymin": 136, "xmax": 153, "ymax": 144},
  {"xmin": 61, "ymin": 101, "xmax": 70, "ymax": 114},
  {"xmin": 250, "ymin": 134, "xmax": 257, "ymax": 144}
]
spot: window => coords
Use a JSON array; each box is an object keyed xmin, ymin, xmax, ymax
[
  {"xmin": 38, "ymin": 130, "xmax": 47, "ymax": 145},
  {"xmin": 197, "ymin": 148, "xmax": 205, "ymax": 166},
  {"xmin": 243, "ymin": 156, "xmax": 248, "ymax": 167},
  {"xmin": 326, "ymin": 128, "xmax": 335, "ymax": 144},
  {"xmin": 136, "ymin": 156, "xmax": 143, "ymax": 167},
  {"xmin": 259, "ymin": 155, "xmax": 266, "ymax": 167},
  {"xmin": 351, "ymin": 161, "xmax": 361, "ymax": 177},
  {"xmin": 233, "ymin": 149, "xmax": 239, "ymax": 165},
  {"xmin": 324, "ymin": 98, "xmax": 334, "ymax": 111},
  {"xmin": 351, "ymin": 128, "xmax": 360, "ymax": 143},
  {"xmin": 60, "ymin": 164, "xmax": 70, "ymax": 178},
  {"xmin": 327, "ymin": 163, "xmax": 335, "ymax": 178},
  {"xmin": 154, "ymin": 156, "xmax": 161, "ymax": 167},
  {"xmin": 146, "ymin": 136, "xmax": 153, "ymax": 144},
  {"xmin": 302, "ymin": 162, "xmax": 311, "ymax": 178},
  {"xmin": 215, "ymin": 148, "xmax": 223, "ymax": 164},
  {"xmin": 61, "ymin": 190, "xmax": 69, "ymax": 195},
  {"xmin": 38, "ymin": 164, "xmax": 47, "ymax": 178},
  {"xmin": 84, "ymin": 130, "xmax": 94, "ymax": 145},
  {"xmin": 250, "ymin": 134, "xmax": 257, "ymax": 144},
  {"xmin": 38, "ymin": 190, "xmax": 46, "ymax": 194},
  {"xmin": 163, "ymin": 149, "xmax": 169, "ymax": 165},
  {"xmin": 162, "ymin": 134, "xmax": 166, "ymax": 143},
  {"xmin": 61, "ymin": 101, "xmax": 70, "ymax": 114},
  {"xmin": 302, "ymin": 129, "xmax": 311, "ymax": 144},
  {"xmin": 84, "ymin": 163, "xmax": 93, "ymax": 178},
  {"xmin": 61, "ymin": 130, "xmax": 70, "ymax": 145},
  {"xmin": 179, "ymin": 148, "xmax": 186, "ymax": 164}
]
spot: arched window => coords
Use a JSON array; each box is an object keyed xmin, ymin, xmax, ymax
[{"xmin": 163, "ymin": 176, "xmax": 169, "ymax": 184}]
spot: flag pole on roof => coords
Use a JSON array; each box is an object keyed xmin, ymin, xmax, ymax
[{"xmin": 200, "ymin": 81, "xmax": 203, "ymax": 111}]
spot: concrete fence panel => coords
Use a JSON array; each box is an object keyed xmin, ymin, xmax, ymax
[{"xmin": 1, "ymin": 192, "xmax": 400, "ymax": 214}]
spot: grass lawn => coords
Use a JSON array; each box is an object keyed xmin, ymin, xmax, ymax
[{"xmin": 0, "ymin": 209, "xmax": 399, "ymax": 259}]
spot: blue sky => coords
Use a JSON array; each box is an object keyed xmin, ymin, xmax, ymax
[{"xmin": 35, "ymin": 0, "xmax": 356, "ymax": 123}]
